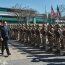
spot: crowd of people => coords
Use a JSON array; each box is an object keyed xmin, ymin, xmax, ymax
[
  {"xmin": 0, "ymin": 21, "xmax": 65, "ymax": 56},
  {"xmin": 8, "ymin": 23, "xmax": 65, "ymax": 56}
]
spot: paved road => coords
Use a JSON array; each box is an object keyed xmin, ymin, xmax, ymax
[{"xmin": 0, "ymin": 40, "xmax": 65, "ymax": 65}]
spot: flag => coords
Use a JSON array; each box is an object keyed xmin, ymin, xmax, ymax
[
  {"xmin": 57, "ymin": 5, "xmax": 61, "ymax": 16},
  {"xmin": 51, "ymin": 6, "xmax": 57, "ymax": 17}
]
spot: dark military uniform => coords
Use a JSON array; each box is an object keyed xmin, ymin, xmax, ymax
[{"xmin": 0, "ymin": 25, "xmax": 2, "ymax": 48}]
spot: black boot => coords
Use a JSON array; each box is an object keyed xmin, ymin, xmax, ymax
[{"xmin": 54, "ymin": 49, "xmax": 60, "ymax": 54}]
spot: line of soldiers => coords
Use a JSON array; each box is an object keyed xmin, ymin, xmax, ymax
[{"xmin": 8, "ymin": 24, "xmax": 65, "ymax": 55}]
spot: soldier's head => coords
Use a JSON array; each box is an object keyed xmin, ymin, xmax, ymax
[
  {"xmin": 36, "ymin": 24, "xmax": 39, "ymax": 29},
  {"xmin": 47, "ymin": 24, "xmax": 52, "ymax": 30},
  {"xmin": 62, "ymin": 25, "xmax": 65, "ymax": 30},
  {"xmin": 54, "ymin": 24, "xmax": 60, "ymax": 30},
  {"xmin": 31, "ymin": 24, "xmax": 34, "ymax": 29},
  {"xmin": 4, "ymin": 21, "xmax": 8, "ymax": 26},
  {"xmin": 0, "ymin": 22, "xmax": 2, "ymax": 26},
  {"xmin": 21, "ymin": 24, "xmax": 23, "ymax": 29},
  {"xmin": 28, "ymin": 24, "xmax": 31, "ymax": 29},
  {"xmin": 2, "ymin": 21, "xmax": 8, "ymax": 26},
  {"xmin": 42, "ymin": 24, "xmax": 45, "ymax": 28},
  {"xmin": 24, "ymin": 24, "xmax": 27, "ymax": 29}
]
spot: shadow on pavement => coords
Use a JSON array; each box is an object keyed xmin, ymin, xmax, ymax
[
  {"xmin": 47, "ymin": 63, "xmax": 65, "ymax": 65},
  {"xmin": 11, "ymin": 40, "xmax": 65, "ymax": 64}
]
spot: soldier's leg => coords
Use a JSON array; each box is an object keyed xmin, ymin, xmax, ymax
[
  {"xmin": 26, "ymin": 34, "xmax": 28, "ymax": 43},
  {"xmin": 62, "ymin": 38, "xmax": 65, "ymax": 49},
  {"xmin": 21, "ymin": 33, "xmax": 24, "ymax": 42},
  {"xmin": 55, "ymin": 38, "xmax": 61, "ymax": 54},
  {"xmin": 31, "ymin": 34, "xmax": 34, "ymax": 46},
  {"xmin": 24, "ymin": 33, "xmax": 26, "ymax": 43},
  {"xmin": 22, "ymin": 33, "xmax": 25, "ymax": 42},
  {"xmin": 19, "ymin": 32, "xmax": 21, "ymax": 41},
  {"xmin": 60, "ymin": 38, "xmax": 64, "ymax": 49},
  {"xmin": 35, "ymin": 35, "xmax": 40, "ymax": 47},
  {"xmin": 20, "ymin": 32, "xmax": 22, "ymax": 41},
  {"xmin": 42, "ymin": 36, "xmax": 46, "ymax": 49},
  {"xmin": 32, "ymin": 34, "xmax": 36, "ymax": 46},
  {"xmin": 1, "ymin": 41, "xmax": 5, "ymax": 54},
  {"xmin": 28, "ymin": 34, "xmax": 31, "ymax": 44},
  {"xmin": 35, "ymin": 35, "xmax": 37, "ymax": 47},
  {"xmin": 47, "ymin": 37, "xmax": 53, "ymax": 52},
  {"xmin": 38, "ymin": 36, "xmax": 41, "ymax": 48},
  {"xmin": 63, "ymin": 38, "xmax": 65, "ymax": 55},
  {"xmin": 24, "ymin": 33, "xmax": 28, "ymax": 43},
  {"xmin": 4, "ymin": 40, "xmax": 11, "ymax": 55}
]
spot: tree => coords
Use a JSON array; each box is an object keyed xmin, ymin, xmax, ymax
[
  {"xmin": 59, "ymin": 4, "xmax": 65, "ymax": 16},
  {"xmin": 12, "ymin": 4, "xmax": 37, "ymax": 25}
]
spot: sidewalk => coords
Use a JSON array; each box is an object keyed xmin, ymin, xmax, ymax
[{"xmin": 0, "ymin": 40, "xmax": 65, "ymax": 65}]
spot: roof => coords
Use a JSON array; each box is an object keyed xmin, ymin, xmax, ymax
[{"xmin": 0, "ymin": 7, "xmax": 37, "ymax": 17}]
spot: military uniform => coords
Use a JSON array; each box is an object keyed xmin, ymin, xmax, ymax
[
  {"xmin": 20, "ymin": 24, "xmax": 24, "ymax": 42},
  {"xmin": 54, "ymin": 24, "xmax": 61, "ymax": 53},
  {"xmin": 35, "ymin": 25, "xmax": 41, "ymax": 47},
  {"xmin": 27, "ymin": 25, "xmax": 31, "ymax": 44},
  {"xmin": 47, "ymin": 25, "xmax": 54, "ymax": 51},
  {"xmin": 0, "ymin": 25, "xmax": 2, "ymax": 48},
  {"xmin": 61, "ymin": 26, "xmax": 65, "ymax": 49},
  {"xmin": 40, "ymin": 24, "xmax": 46, "ymax": 49},
  {"xmin": 30, "ymin": 25, "xmax": 35, "ymax": 46},
  {"xmin": 23, "ymin": 25, "xmax": 27, "ymax": 43},
  {"xmin": 22, "ymin": 25, "xmax": 25, "ymax": 42}
]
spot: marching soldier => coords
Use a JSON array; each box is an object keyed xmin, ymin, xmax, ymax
[
  {"xmin": 18, "ymin": 24, "xmax": 23, "ymax": 42},
  {"xmin": 0, "ymin": 22, "xmax": 2, "ymax": 48},
  {"xmin": 61, "ymin": 25, "xmax": 65, "ymax": 49},
  {"xmin": 23, "ymin": 24, "xmax": 27, "ymax": 43},
  {"xmin": 47, "ymin": 24, "xmax": 54, "ymax": 52},
  {"xmin": 62, "ymin": 25, "xmax": 65, "ymax": 55},
  {"xmin": 24, "ymin": 24, "xmax": 31, "ymax": 44},
  {"xmin": 20, "ymin": 24, "xmax": 23, "ymax": 42},
  {"xmin": 35, "ymin": 24, "xmax": 41, "ymax": 48},
  {"xmin": 22, "ymin": 24, "xmax": 25, "ymax": 42},
  {"xmin": 14, "ymin": 25, "xmax": 18, "ymax": 40},
  {"xmin": 60, "ymin": 25, "xmax": 64, "ymax": 49},
  {"xmin": 40, "ymin": 24, "xmax": 46, "ymax": 49},
  {"xmin": 27, "ymin": 25, "xmax": 31, "ymax": 44},
  {"xmin": 30, "ymin": 25, "xmax": 36, "ymax": 46},
  {"xmin": 54, "ymin": 24, "xmax": 61, "ymax": 54},
  {"xmin": 11, "ymin": 25, "xmax": 15, "ymax": 40}
]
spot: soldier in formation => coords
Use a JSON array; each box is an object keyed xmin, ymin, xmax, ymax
[
  {"xmin": 40, "ymin": 24, "xmax": 46, "ymax": 49},
  {"xmin": 8, "ymin": 23, "xmax": 65, "ymax": 55}
]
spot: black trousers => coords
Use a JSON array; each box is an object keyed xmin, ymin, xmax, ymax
[{"xmin": 1, "ymin": 40, "xmax": 10, "ymax": 55}]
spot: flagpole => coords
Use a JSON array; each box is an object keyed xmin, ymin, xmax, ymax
[
  {"xmin": 51, "ymin": 13, "xmax": 52, "ymax": 24},
  {"xmin": 51, "ymin": 6, "xmax": 57, "ymax": 24},
  {"xmin": 57, "ymin": 5, "xmax": 58, "ymax": 24},
  {"xmin": 44, "ymin": 0, "xmax": 48, "ymax": 24},
  {"xmin": 57, "ymin": 5, "xmax": 60, "ymax": 24},
  {"xmin": 51, "ymin": 6, "xmax": 52, "ymax": 24}
]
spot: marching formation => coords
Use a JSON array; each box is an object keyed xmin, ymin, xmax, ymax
[{"xmin": 9, "ymin": 24, "xmax": 65, "ymax": 55}]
